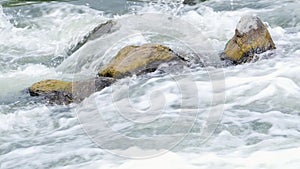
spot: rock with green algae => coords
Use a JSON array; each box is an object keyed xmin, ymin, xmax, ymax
[
  {"xmin": 29, "ymin": 79, "xmax": 73, "ymax": 104},
  {"xmin": 221, "ymin": 15, "xmax": 276, "ymax": 64},
  {"xmin": 28, "ymin": 77, "xmax": 115, "ymax": 104},
  {"xmin": 98, "ymin": 44, "xmax": 185, "ymax": 79}
]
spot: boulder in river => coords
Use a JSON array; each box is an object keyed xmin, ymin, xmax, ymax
[
  {"xmin": 29, "ymin": 77, "xmax": 115, "ymax": 104},
  {"xmin": 221, "ymin": 15, "xmax": 276, "ymax": 64},
  {"xmin": 29, "ymin": 79, "xmax": 73, "ymax": 104},
  {"xmin": 98, "ymin": 44, "xmax": 185, "ymax": 79}
]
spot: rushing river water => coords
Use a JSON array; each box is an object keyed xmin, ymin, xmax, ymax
[{"xmin": 1, "ymin": 0, "xmax": 300, "ymax": 168}]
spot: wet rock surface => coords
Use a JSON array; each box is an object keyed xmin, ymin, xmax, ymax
[
  {"xmin": 29, "ymin": 79, "xmax": 73, "ymax": 104},
  {"xmin": 29, "ymin": 79, "xmax": 72, "ymax": 97},
  {"xmin": 72, "ymin": 77, "xmax": 115, "ymax": 103},
  {"xmin": 98, "ymin": 44, "xmax": 186, "ymax": 79},
  {"xmin": 221, "ymin": 16, "xmax": 276, "ymax": 64},
  {"xmin": 28, "ymin": 77, "xmax": 115, "ymax": 104}
]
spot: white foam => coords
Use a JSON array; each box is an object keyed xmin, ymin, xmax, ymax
[
  {"xmin": 79, "ymin": 148, "xmax": 300, "ymax": 169},
  {"xmin": 0, "ymin": 5, "xmax": 12, "ymax": 29},
  {"xmin": 0, "ymin": 3, "xmax": 105, "ymax": 60},
  {"xmin": 0, "ymin": 106, "xmax": 52, "ymax": 132},
  {"xmin": 236, "ymin": 15, "xmax": 259, "ymax": 34},
  {"xmin": 0, "ymin": 64, "xmax": 57, "ymax": 96}
]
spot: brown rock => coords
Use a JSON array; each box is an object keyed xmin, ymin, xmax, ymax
[
  {"xmin": 28, "ymin": 77, "xmax": 115, "ymax": 104},
  {"xmin": 98, "ymin": 44, "xmax": 184, "ymax": 78},
  {"xmin": 29, "ymin": 79, "xmax": 73, "ymax": 104},
  {"xmin": 222, "ymin": 16, "xmax": 276, "ymax": 64},
  {"xmin": 72, "ymin": 77, "xmax": 115, "ymax": 103}
]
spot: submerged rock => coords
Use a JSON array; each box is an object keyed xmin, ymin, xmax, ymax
[
  {"xmin": 67, "ymin": 20, "xmax": 116, "ymax": 56},
  {"xmin": 221, "ymin": 16, "xmax": 276, "ymax": 64},
  {"xmin": 98, "ymin": 44, "xmax": 185, "ymax": 79},
  {"xmin": 183, "ymin": 0, "xmax": 197, "ymax": 5},
  {"xmin": 183, "ymin": 0, "xmax": 208, "ymax": 5}
]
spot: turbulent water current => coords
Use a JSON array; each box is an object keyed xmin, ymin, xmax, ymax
[{"xmin": 0, "ymin": 0, "xmax": 300, "ymax": 168}]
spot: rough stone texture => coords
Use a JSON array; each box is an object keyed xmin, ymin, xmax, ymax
[
  {"xmin": 98, "ymin": 44, "xmax": 184, "ymax": 78},
  {"xmin": 222, "ymin": 16, "xmax": 276, "ymax": 64},
  {"xmin": 28, "ymin": 77, "xmax": 115, "ymax": 104},
  {"xmin": 72, "ymin": 77, "xmax": 115, "ymax": 103},
  {"xmin": 28, "ymin": 79, "xmax": 73, "ymax": 104},
  {"xmin": 29, "ymin": 79, "xmax": 72, "ymax": 96}
]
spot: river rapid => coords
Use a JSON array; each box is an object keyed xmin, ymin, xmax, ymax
[{"xmin": 0, "ymin": 0, "xmax": 300, "ymax": 168}]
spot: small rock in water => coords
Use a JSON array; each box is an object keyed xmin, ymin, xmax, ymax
[
  {"xmin": 183, "ymin": 0, "xmax": 197, "ymax": 5},
  {"xmin": 183, "ymin": 0, "xmax": 208, "ymax": 5},
  {"xmin": 28, "ymin": 77, "xmax": 115, "ymax": 104},
  {"xmin": 221, "ymin": 15, "xmax": 276, "ymax": 64},
  {"xmin": 28, "ymin": 79, "xmax": 73, "ymax": 104},
  {"xmin": 98, "ymin": 44, "xmax": 186, "ymax": 79},
  {"xmin": 29, "ymin": 80, "xmax": 72, "ymax": 96}
]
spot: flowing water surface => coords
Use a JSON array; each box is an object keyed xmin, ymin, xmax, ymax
[{"xmin": 0, "ymin": 0, "xmax": 300, "ymax": 168}]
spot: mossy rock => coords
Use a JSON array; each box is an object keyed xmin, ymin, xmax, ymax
[
  {"xmin": 29, "ymin": 79, "xmax": 73, "ymax": 104},
  {"xmin": 98, "ymin": 44, "xmax": 184, "ymax": 79},
  {"xmin": 29, "ymin": 79, "xmax": 72, "ymax": 96},
  {"xmin": 28, "ymin": 77, "xmax": 115, "ymax": 104},
  {"xmin": 222, "ymin": 16, "xmax": 276, "ymax": 64}
]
